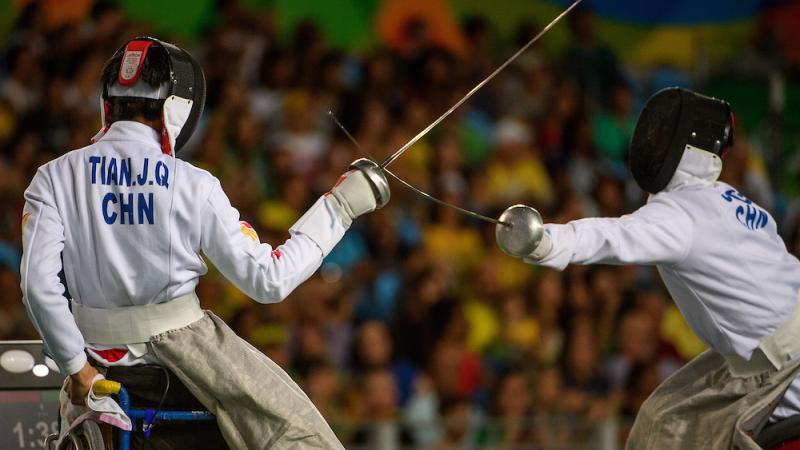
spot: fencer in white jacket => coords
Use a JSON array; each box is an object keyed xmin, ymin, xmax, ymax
[
  {"xmin": 21, "ymin": 120, "xmax": 378, "ymax": 373},
  {"xmin": 499, "ymin": 88, "xmax": 800, "ymax": 448},
  {"xmin": 20, "ymin": 37, "xmax": 386, "ymax": 449},
  {"xmin": 535, "ymin": 146, "xmax": 800, "ymax": 418}
]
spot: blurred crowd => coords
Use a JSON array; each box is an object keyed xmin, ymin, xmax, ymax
[{"xmin": 2, "ymin": 2, "xmax": 800, "ymax": 449}]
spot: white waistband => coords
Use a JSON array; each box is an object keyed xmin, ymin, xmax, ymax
[
  {"xmin": 726, "ymin": 291, "xmax": 800, "ymax": 377},
  {"xmin": 72, "ymin": 293, "xmax": 204, "ymax": 345}
]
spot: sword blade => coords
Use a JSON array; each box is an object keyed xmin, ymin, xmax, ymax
[
  {"xmin": 329, "ymin": 110, "xmax": 511, "ymax": 227},
  {"xmin": 378, "ymin": 0, "xmax": 583, "ymax": 170}
]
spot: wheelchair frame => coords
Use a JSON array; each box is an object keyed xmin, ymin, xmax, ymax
[{"xmin": 47, "ymin": 379, "xmax": 216, "ymax": 450}]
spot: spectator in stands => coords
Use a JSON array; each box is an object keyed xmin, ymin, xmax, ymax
[{"xmin": 351, "ymin": 368, "xmax": 416, "ymax": 449}]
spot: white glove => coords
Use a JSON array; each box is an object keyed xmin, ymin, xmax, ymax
[
  {"xmin": 526, "ymin": 232, "xmax": 553, "ymax": 261},
  {"xmin": 328, "ymin": 159, "xmax": 390, "ymax": 222},
  {"xmin": 290, "ymin": 160, "xmax": 388, "ymax": 256}
]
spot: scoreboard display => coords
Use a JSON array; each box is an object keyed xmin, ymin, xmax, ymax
[
  {"xmin": 0, "ymin": 341, "xmax": 64, "ymax": 450},
  {"xmin": 1, "ymin": 390, "xmax": 59, "ymax": 449}
]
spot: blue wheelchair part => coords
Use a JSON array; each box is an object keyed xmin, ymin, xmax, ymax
[
  {"xmin": 114, "ymin": 384, "xmax": 215, "ymax": 450},
  {"xmin": 46, "ymin": 379, "xmax": 217, "ymax": 450}
]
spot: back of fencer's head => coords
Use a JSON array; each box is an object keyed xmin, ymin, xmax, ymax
[{"xmin": 100, "ymin": 45, "xmax": 171, "ymax": 125}]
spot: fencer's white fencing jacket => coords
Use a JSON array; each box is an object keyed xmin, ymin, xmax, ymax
[
  {"xmin": 21, "ymin": 121, "xmax": 348, "ymax": 375},
  {"xmin": 536, "ymin": 146, "xmax": 800, "ymax": 418}
]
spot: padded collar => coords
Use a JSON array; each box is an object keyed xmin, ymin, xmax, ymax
[
  {"xmin": 97, "ymin": 121, "xmax": 161, "ymax": 148},
  {"xmin": 663, "ymin": 145, "xmax": 722, "ymax": 192}
]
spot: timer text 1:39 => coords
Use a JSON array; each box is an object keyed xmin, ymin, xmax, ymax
[{"xmin": 12, "ymin": 421, "xmax": 58, "ymax": 449}]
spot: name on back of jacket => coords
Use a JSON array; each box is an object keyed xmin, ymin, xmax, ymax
[{"xmin": 88, "ymin": 156, "xmax": 169, "ymax": 225}]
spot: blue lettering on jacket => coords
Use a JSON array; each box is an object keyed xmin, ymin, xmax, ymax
[
  {"xmin": 721, "ymin": 189, "xmax": 752, "ymax": 204},
  {"xmin": 138, "ymin": 193, "xmax": 154, "ymax": 224},
  {"xmin": 89, "ymin": 156, "xmax": 101, "ymax": 184},
  {"xmin": 155, "ymin": 161, "xmax": 169, "ymax": 188},
  {"xmin": 107, "ymin": 158, "xmax": 118, "ymax": 186},
  {"xmin": 722, "ymin": 189, "xmax": 768, "ymax": 230},
  {"xmin": 136, "ymin": 158, "xmax": 149, "ymax": 186},
  {"xmin": 91, "ymin": 157, "xmax": 160, "ymax": 224},
  {"xmin": 89, "ymin": 156, "xmax": 169, "ymax": 188},
  {"xmin": 102, "ymin": 193, "xmax": 117, "ymax": 224},
  {"xmin": 119, "ymin": 193, "xmax": 134, "ymax": 224},
  {"xmin": 119, "ymin": 158, "xmax": 132, "ymax": 187},
  {"xmin": 100, "ymin": 193, "xmax": 155, "ymax": 225},
  {"xmin": 736, "ymin": 205, "xmax": 768, "ymax": 230}
]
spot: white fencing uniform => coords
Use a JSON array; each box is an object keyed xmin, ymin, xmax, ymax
[
  {"xmin": 530, "ymin": 147, "xmax": 800, "ymax": 447},
  {"xmin": 21, "ymin": 120, "xmax": 348, "ymax": 448}
]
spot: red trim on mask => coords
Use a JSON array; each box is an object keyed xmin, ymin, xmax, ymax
[
  {"xmin": 102, "ymin": 100, "xmax": 111, "ymax": 126},
  {"xmin": 158, "ymin": 108, "xmax": 173, "ymax": 155},
  {"xmin": 721, "ymin": 112, "xmax": 735, "ymax": 158},
  {"xmin": 161, "ymin": 126, "xmax": 171, "ymax": 155},
  {"xmin": 118, "ymin": 40, "xmax": 155, "ymax": 87},
  {"xmin": 91, "ymin": 100, "xmax": 113, "ymax": 144}
]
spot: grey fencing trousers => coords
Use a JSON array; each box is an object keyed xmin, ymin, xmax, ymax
[{"xmin": 148, "ymin": 312, "xmax": 344, "ymax": 450}]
